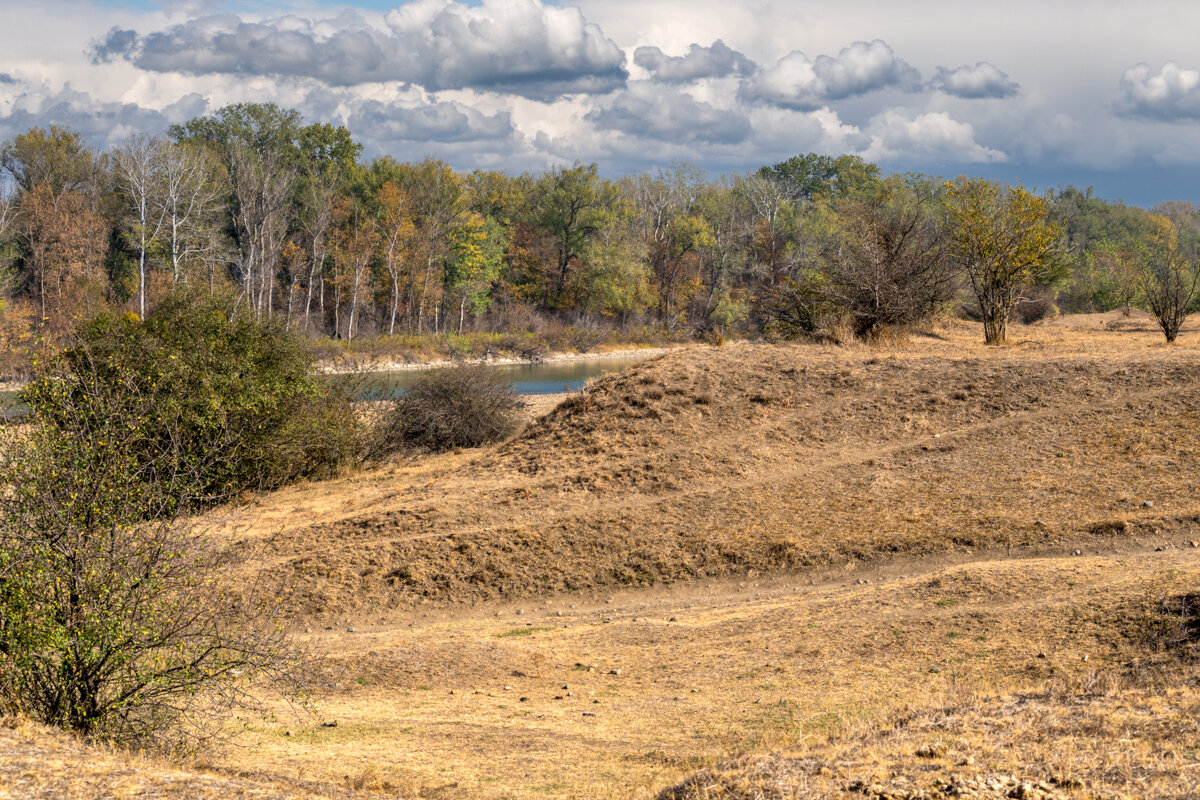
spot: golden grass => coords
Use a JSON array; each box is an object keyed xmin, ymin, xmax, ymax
[{"xmin": 10, "ymin": 310, "xmax": 1200, "ymax": 799}]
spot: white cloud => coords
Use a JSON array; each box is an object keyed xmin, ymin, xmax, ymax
[
  {"xmin": 1117, "ymin": 61, "xmax": 1200, "ymax": 121},
  {"xmin": 863, "ymin": 110, "xmax": 1006, "ymax": 164},
  {"xmin": 743, "ymin": 39, "xmax": 921, "ymax": 110},
  {"xmin": 930, "ymin": 62, "xmax": 1019, "ymax": 99}
]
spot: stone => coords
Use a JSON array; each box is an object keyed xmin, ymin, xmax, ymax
[
  {"xmin": 346, "ymin": 627, "xmax": 356, "ymax": 633},
  {"xmin": 1143, "ymin": 500, "xmax": 1154, "ymax": 508},
  {"xmin": 608, "ymin": 668, "xmax": 622, "ymax": 676}
]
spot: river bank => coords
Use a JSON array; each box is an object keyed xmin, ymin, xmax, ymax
[{"xmin": 318, "ymin": 344, "xmax": 675, "ymax": 375}]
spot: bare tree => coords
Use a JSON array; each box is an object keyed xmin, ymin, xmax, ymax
[
  {"xmin": 230, "ymin": 144, "xmax": 296, "ymax": 318},
  {"xmin": 113, "ymin": 134, "xmax": 169, "ymax": 317},
  {"xmin": 153, "ymin": 142, "xmax": 226, "ymax": 286}
]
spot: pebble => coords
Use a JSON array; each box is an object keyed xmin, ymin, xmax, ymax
[
  {"xmin": 515, "ymin": 609, "xmax": 524, "ymax": 615},
  {"xmin": 1073, "ymin": 549, "xmax": 1082, "ymax": 556},
  {"xmin": 582, "ymin": 712, "xmax": 596, "ymax": 717},
  {"xmin": 321, "ymin": 721, "xmax": 337, "ymax": 728},
  {"xmin": 346, "ymin": 627, "xmax": 356, "ymax": 633},
  {"xmin": 928, "ymin": 666, "xmax": 941, "ymax": 674},
  {"xmin": 608, "ymin": 668, "xmax": 622, "ymax": 676},
  {"xmin": 1143, "ymin": 500, "xmax": 1154, "ymax": 508},
  {"xmin": 668, "ymin": 617, "xmax": 678, "ymax": 622}
]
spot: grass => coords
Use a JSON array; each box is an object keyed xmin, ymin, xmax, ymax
[{"xmin": 10, "ymin": 308, "xmax": 1200, "ymax": 799}]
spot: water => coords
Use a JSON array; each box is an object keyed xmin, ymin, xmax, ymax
[
  {"xmin": 350, "ymin": 356, "xmax": 648, "ymax": 399},
  {"xmin": 0, "ymin": 354, "xmax": 651, "ymax": 418}
]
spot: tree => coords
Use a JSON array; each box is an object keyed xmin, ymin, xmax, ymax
[
  {"xmin": 374, "ymin": 181, "xmax": 416, "ymax": 335},
  {"xmin": 18, "ymin": 185, "xmax": 108, "ymax": 332},
  {"xmin": 1, "ymin": 126, "xmax": 97, "ymax": 195},
  {"xmin": 1107, "ymin": 215, "xmax": 1200, "ymax": 342},
  {"xmin": 171, "ymin": 104, "xmax": 305, "ymax": 318},
  {"xmin": 535, "ymin": 162, "xmax": 609, "ymax": 308},
  {"xmin": 112, "ymin": 134, "xmax": 169, "ymax": 317},
  {"xmin": 821, "ymin": 177, "xmax": 955, "ymax": 339},
  {"xmin": 444, "ymin": 211, "xmax": 504, "ymax": 332},
  {"xmin": 0, "ymin": 333, "xmax": 305, "ymax": 746},
  {"xmin": 944, "ymin": 177, "xmax": 1064, "ymax": 345}
]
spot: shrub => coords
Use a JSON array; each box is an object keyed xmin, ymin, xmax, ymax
[
  {"xmin": 20, "ymin": 291, "xmax": 359, "ymax": 508},
  {"xmin": 376, "ymin": 363, "xmax": 522, "ymax": 454},
  {"xmin": 0, "ymin": 341, "xmax": 306, "ymax": 747}
]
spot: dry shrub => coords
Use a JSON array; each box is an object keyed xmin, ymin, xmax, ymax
[{"xmin": 375, "ymin": 363, "xmax": 522, "ymax": 454}]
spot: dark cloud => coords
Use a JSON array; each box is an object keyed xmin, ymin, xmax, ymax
[
  {"xmin": 0, "ymin": 74, "xmax": 16, "ymax": 85},
  {"xmin": 633, "ymin": 40, "xmax": 756, "ymax": 82},
  {"xmin": 89, "ymin": 27, "xmax": 139, "ymax": 64},
  {"xmin": 586, "ymin": 82, "xmax": 750, "ymax": 145},
  {"xmin": 743, "ymin": 39, "xmax": 921, "ymax": 109},
  {"xmin": 1117, "ymin": 62, "xmax": 1200, "ymax": 121},
  {"xmin": 92, "ymin": 0, "xmax": 628, "ymax": 100},
  {"xmin": 349, "ymin": 98, "xmax": 515, "ymax": 144},
  {"xmin": 929, "ymin": 62, "xmax": 1019, "ymax": 99}
]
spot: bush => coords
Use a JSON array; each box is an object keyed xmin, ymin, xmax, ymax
[
  {"xmin": 376, "ymin": 363, "xmax": 522, "ymax": 454},
  {"xmin": 0, "ymin": 336, "xmax": 306, "ymax": 747},
  {"xmin": 20, "ymin": 291, "xmax": 360, "ymax": 508}
]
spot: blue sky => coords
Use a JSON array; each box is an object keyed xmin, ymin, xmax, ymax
[{"xmin": 6, "ymin": 0, "xmax": 1200, "ymax": 206}]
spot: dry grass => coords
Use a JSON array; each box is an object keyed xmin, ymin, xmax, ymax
[
  {"xmin": 218, "ymin": 313, "xmax": 1200, "ymax": 618},
  {"xmin": 9, "ymin": 312, "xmax": 1200, "ymax": 799}
]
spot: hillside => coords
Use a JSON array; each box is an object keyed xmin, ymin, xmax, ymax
[
  {"xmin": 221, "ymin": 322, "xmax": 1200, "ymax": 621},
  {"xmin": 7, "ymin": 318, "xmax": 1200, "ymax": 800}
]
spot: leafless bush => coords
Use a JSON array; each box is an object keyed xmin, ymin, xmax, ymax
[{"xmin": 374, "ymin": 363, "xmax": 522, "ymax": 454}]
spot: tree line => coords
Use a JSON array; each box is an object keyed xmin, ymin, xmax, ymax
[{"xmin": 1, "ymin": 101, "xmax": 1197, "ymax": 366}]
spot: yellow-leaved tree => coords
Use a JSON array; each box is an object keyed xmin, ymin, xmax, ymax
[{"xmin": 944, "ymin": 177, "xmax": 1064, "ymax": 345}]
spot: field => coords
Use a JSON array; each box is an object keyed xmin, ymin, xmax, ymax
[{"xmin": 6, "ymin": 309, "xmax": 1200, "ymax": 799}]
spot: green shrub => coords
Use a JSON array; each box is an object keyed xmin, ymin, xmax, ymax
[
  {"xmin": 0, "ymin": 335, "xmax": 307, "ymax": 746},
  {"xmin": 376, "ymin": 363, "xmax": 521, "ymax": 454},
  {"xmin": 20, "ymin": 291, "xmax": 359, "ymax": 508}
]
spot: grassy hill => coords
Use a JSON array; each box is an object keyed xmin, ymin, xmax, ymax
[{"xmin": 6, "ymin": 314, "xmax": 1200, "ymax": 799}]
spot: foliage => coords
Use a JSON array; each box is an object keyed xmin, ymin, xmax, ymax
[
  {"xmin": 819, "ymin": 177, "xmax": 956, "ymax": 339},
  {"xmin": 943, "ymin": 177, "xmax": 1066, "ymax": 344},
  {"xmin": 21, "ymin": 291, "xmax": 359, "ymax": 507},
  {"xmin": 375, "ymin": 363, "xmax": 522, "ymax": 454},
  {"xmin": 0, "ymin": 338, "xmax": 306, "ymax": 746},
  {"xmin": 1103, "ymin": 215, "xmax": 1200, "ymax": 342}
]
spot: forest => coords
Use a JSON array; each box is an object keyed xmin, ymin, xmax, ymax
[{"xmin": 0, "ymin": 101, "xmax": 1197, "ymax": 375}]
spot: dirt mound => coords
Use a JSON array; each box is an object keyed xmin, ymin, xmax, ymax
[
  {"xmin": 224, "ymin": 339, "xmax": 1200, "ymax": 620},
  {"xmin": 0, "ymin": 717, "xmax": 356, "ymax": 799}
]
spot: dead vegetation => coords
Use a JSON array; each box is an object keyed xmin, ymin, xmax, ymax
[
  {"xmin": 7, "ymin": 315, "xmax": 1200, "ymax": 799},
  {"xmin": 219, "ymin": 317, "xmax": 1200, "ymax": 619}
]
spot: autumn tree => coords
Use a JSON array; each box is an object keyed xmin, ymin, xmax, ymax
[
  {"xmin": 445, "ymin": 211, "xmax": 504, "ymax": 332},
  {"xmin": 1, "ymin": 126, "xmax": 97, "ymax": 195},
  {"xmin": 18, "ymin": 185, "xmax": 108, "ymax": 332},
  {"xmin": 374, "ymin": 181, "xmax": 416, "ymax": 335},
  {"xmin": 944, "ymin": 177, "xmax": 1064, "ymax": 344}
]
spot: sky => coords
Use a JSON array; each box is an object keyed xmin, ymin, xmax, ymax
[{"xmin": 4, "ymin": 0, "xmax": 1200, "ymax": 206}]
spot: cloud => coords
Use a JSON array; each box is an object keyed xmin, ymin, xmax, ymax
[
  {"xmin": 930, "ymin": 62, "xmax": 1019, "ymax": 99},
  {"xmin": 90, "ymin": 0, "xmax": 628, "ymax": 100},
  {"xmin": 586, "ymin": 81, "xmax": 750, "ymax": 144},
  {"xmin": 743, "ymin": 39, "xmax": 921, "ymax": 110},
  {"xmin": 0, "ymin": 84, "xmax": 207, "ymax": 146},
  {"xmin": 348, "ymin": 98, "xmax": 515, "ymax": 144},
  {"xmin": 0, "ymin": 74, "xmax": 16, "ymax": 85},
  {"xmin": 633, "ymin": 40, "xmax": 756, "ymax": 82},
  {"xmin": 1117, "ymin": 62, "xmax": 1200, "ymax": 121},
  {"xmin": 863, "ymin": 110, "xmax": 1007, "ymax": 164}
]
